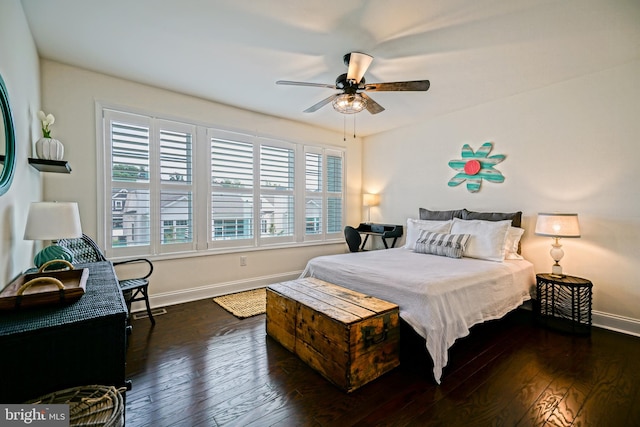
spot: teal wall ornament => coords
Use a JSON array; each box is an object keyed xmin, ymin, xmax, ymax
[
  {"xmin": 0, "ymin": 73, "xmax": 16, "ymax": 196},
  {"xmin": 448, "ymin": 142, "xmax": 505, "ymax": 193}
]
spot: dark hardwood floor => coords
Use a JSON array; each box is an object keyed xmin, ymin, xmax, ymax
[{"xmin": 125, "ymin": 299, "xmax": 640, "ymax": 427}]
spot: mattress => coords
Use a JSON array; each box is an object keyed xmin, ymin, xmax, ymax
[{"xmin": 300, "ymin": 248, "xmax": 536, "ymax": 383}]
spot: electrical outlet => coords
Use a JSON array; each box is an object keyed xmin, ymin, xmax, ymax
[{"xmin": 240, "ymin": 256, "xmax": 247, "ymax": 266}]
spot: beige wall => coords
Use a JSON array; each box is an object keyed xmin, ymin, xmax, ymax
[
  {"xmin": 363, "ymin": 59, "xmax": 640, "ymax": 334},
  {"xmin": 0, "ymin": 0, "xmax": 43, "ymax": 285},
  {"xmin": 40, "ymin": 60, "xmax": 362, "ymax": 306}
]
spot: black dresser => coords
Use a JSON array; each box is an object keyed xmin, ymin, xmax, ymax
[{"xmin": 0, "ymin": 261, "xmax": 128, "ymax": 402}]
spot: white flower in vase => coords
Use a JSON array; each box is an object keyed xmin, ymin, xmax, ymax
[{"xmin": 35, "ymin": 110, "xmax": 64, "ymax": 160}]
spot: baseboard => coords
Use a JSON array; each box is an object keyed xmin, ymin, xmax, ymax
[
  {"xmin": 130, "ymin": 270, "xmax": 302, "ymax": 312},
  {"xmin": 592, "ymin": 310, "xmax": 640, "ymax": 337},
  {"xmin": 524, "ymin": 300, "xmax": 640, "ymax": 338}
]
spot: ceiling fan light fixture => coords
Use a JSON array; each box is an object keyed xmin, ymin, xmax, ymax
[{"xmin": 332, "ymin": 93, "xmax": 367, "ymax": 114}]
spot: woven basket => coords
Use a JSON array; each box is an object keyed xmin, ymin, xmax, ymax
[{"xmin": 27, "ymin": 385, "xmax": 124, "ymax": 427}]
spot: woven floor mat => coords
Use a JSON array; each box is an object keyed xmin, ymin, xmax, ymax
[{"xmin": 213, "ymin": 288, "xmax": 266, "ymax": 319}]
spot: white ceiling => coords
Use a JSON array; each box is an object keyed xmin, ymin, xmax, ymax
[{"xmin": 20, "ymin": 0, "xmax": 640, "ymax": 137}]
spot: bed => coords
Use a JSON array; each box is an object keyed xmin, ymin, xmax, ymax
[{"xmin": 300, "ymin": 211, "xmax": 536, "ymax": 384}]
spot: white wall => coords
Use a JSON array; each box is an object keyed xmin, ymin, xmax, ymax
[
  {"xmin": 40, "ymin": 60, "xmax": 362, "ymax": 306},
  {"xmin": 363, "ymin": 59, "xmax": 640, "ymax": 334},
  {"xmin": 0, "ymin": 0, "xmax": 43, "ymax": 285}
]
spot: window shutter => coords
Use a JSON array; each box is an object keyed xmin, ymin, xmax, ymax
[
  {"xmin": 159, "ymin": 127, "xmax": 193, "ymax": 245},
  {"xmin": 305, "ymin": 152, "xmax": 322, "ymax": 235},
  {"xmin": 326, "ymin": 153, "xmax": 343, "ymax": 234},
  {"xmin": 110, "ymin": 120, "xmax": 151, "ymax": 248},
  {"xmin": 211, "ymin": 137, "xmax": 254, "ymax": 241},
  {"xmin": 260, "ymin": 144, "xmax": 295, "ymax": 239}
]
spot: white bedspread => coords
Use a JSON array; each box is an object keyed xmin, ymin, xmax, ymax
[{"xmin": 300, "ymin": 248, "xmax": 536, "ymax": 384}]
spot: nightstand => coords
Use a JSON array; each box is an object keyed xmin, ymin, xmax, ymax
[{"xmin": 536, "ymin": 273, "xmax": 593, "ymax": 335}]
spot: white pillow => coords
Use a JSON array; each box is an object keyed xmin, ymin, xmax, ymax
[
  {"xmin": 504, "ymin": 227, "xmax": 525, "ymax": 260},
  {"xmin": 450, "ymin": 218, "xmax": 511, "ymax": 262},
  {"xmin": 404, "ymin": 218, "xmax": 452, "ymax": 250}
]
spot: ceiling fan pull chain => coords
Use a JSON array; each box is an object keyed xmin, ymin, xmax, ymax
[
  {"xmin": 353, "ymin": 114, "xmax": 357, "ymax": 139},
  {"xmin": 343, "ymin": 115, "xmax": 347, "ymax": 141}
]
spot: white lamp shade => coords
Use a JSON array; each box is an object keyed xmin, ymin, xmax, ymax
[
  {"xmin": 24, "ymin": 202, "xmax": 82, "ymax": 240},
  {"xmin": 346, "ymin": 52, "xmax": 374, "ymax": 83},
  {"xmin": 534, "ymin": 213, "xmax": 580, "ymax": 238},
  {"xmin": 362, "ymin": 193, "xmax": 380, "ymax": 207}
]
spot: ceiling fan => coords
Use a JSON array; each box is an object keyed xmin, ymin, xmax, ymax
[{"xmin": 276, "ymin": 52, "xmax": 430, "ymax": 115}]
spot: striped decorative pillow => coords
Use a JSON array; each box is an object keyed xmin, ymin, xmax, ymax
[{"xmin": 414, "ymin": 230, "xmax": 471, "ymax": 258}]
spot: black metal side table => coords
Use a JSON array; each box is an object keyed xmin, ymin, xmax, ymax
[{"xmin": 536, "ymin": 273, "xmax": 593, "ymax": 335}]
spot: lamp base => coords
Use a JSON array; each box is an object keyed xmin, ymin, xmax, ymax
[
  {"xmin": 549, "ymin": 240, "xmax": 566, "ymax": 278},
  {"xmin": 550, "ymin": 262, "xmax": 565, "ymax": 278},
  {"xmin": 34, "ymin": 244, "xmax": 74, "ymax": 269}
]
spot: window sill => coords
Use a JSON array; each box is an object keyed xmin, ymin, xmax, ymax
[{"xmin": 108, "ymin": 239, "xmax": 346, "ymax": 263}]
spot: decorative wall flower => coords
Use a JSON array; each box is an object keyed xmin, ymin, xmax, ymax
[
  {"xmin": 448, "ymin": 142, "xmax": 505, "ymax": 193},
  {"xmin": 37, "ymin": 110, "xmax": 55, "ymax": 138}
]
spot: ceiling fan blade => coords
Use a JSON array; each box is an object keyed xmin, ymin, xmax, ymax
[
  {"xmin": 364, "ymin": 80, "xmax": 430, "ymax": 92},
  {"xmin": 276, "ymin": 80, "xmax": 337, "ymax": 89},
  {"xmin": 303, "ymin": 93, "xmax": 340, "ymax": 113},
  {"xmin": 360, "ymin": 93, "xmax": 385, "ymax": 114},
  {"xmin": 346, "ymin": 52, "xmax": 373, "ymax": 84}
]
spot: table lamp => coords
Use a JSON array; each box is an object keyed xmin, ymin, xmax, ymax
[
  {"xmin": 24, "ymin": 201, "xmax": 82, "ymax": 268},
  {"xmin": 534, "ymin": 212, "xmax": 580, "ymax": 277},
  {"xmin": 362, "ymin": 193, "xmax": 380, "ymax": 224}
]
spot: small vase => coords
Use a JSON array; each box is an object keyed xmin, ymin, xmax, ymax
[{"xmin": 36, "ymin": 137, "xmax": 64, "ymax": 161}]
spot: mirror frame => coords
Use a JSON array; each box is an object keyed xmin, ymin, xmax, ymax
[{"xmin": 0, "ymin": 74, "xmax": 16, "ymax": 196}]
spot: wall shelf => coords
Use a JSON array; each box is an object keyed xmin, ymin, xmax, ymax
[{"xmin": 28, "ymin": 158, "xmax": 72, "ymax": 173}]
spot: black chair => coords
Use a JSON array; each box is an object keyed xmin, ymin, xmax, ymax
[
  {"xmin": 344, "ymin": 226, "xmax": 363, "ymax": 252},
  {"xmin": 57, "ymin": 233, "xmax": 156, "ymax": 325}
]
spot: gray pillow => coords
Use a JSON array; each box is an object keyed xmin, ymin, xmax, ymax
[
  {"xmin": 461, "ymin": 209, "xmax": 522, "ymax": 228},
  {"xmin": 414, "ymin": 230, "xmax": 471, "ymax": 259},
  {"xmin": 419, "ymin": 208, "xmax": 465, "ymax": 221}
]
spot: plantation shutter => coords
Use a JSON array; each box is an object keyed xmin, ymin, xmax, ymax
[
  {"xmin": 326, "ymin": 151, "xmax": 343, "ymax": 235},
  {"xmin": 260, "ymin": 142, "xmax": 295, "ymax": 242},
  {"xmin": 305, "ymin": 150, "xmax": 322, "ymax": 236},
  {"xmin": 210, "ymin": 135, "xmax": 254, "ymax": 243},
  {"xmin": 158, "ymin": 122, "xmax": 194, "ymax": 249},
  {"xmin": 109, "ymin": 116, "xmax": 151, "ymax": 250}
]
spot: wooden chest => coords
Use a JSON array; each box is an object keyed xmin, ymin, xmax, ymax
[{"xmin": 266, "ymin": 277, "xmax": 400, "ymax": 392}]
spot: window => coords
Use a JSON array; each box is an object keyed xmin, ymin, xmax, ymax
[
  {"xmin": 304, "ymin": 147, "xmax": 344, "ymax": 240},
  {"xmin": 159, "ymin": 126, "xmax": 193, "ymax": 246},
  {"xmin": 259, "ymin": 143, "xmax": 295, "ymax": 242},
  {"xmin": 210, "ymin": 137, "xmax": 254, "ymax": 243},
  {"xmin": 109, "ymin": 117, "xmax": 151, "ymax": 249},
  {"xmin": 101, "ymin": 108, "xmax": 344, "ymax": 257},
  {"xmin": 305, "ymin": 152, "xmax": 322, "ymax": 236},
  {"xmin": 326, "ymin": 153, "xmax": 344, "ymax": 234}
]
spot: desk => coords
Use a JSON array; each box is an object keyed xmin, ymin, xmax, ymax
[
  {"xmin": 355, "ymin": 223, "xmax": 403, "ymax": 250},
  {"xmin": 0, "ymin": 261, "xmax": 128, "ymax": 402}
]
